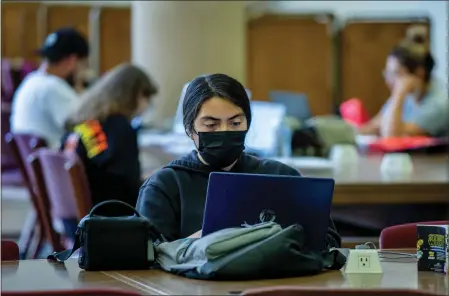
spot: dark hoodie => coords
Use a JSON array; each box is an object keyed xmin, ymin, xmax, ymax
[{"xmin": 136, "ymin": 150, "xmax": 341, "ymax": 248}]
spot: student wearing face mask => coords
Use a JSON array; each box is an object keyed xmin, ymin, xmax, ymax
[
  {"xmin": 359, "ymin": 25, "xmax": 448, "ymax": 137},
  {"xmin": 136, "ymin": 73, "xmax": 341, "ymax": 247}
]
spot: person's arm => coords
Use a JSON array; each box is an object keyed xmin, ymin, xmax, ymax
[
  {"xmin": 358, "ymin": 113, "xmax": 382, "ymax": 135},
  {"xmin": 380, "ymin": 90, "xmax": 409, "ymax": 137},
  {"xmin": 380, "ymin": 75, "xmax": 433, "ymax": 137},
  {"xmin": 281, "ymin": 165, "xmax": 341, "ymax": 248},
  {"xmin": 136, "ymin": 177, "xmax": 181, "ymax": 241}
]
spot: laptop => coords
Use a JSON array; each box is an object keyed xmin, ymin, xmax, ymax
[
  {"xmin": 202, "ymin": 172, "xmax": 335, "ymax": 251},
  {"xmin": 269, "ymin": 91, "xmax": 312, "ymax": 123}
]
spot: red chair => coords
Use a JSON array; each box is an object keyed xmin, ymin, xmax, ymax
[
  {"xmin": 1, "ymin": 240, "xmax": 19, "ymax": 261},
  {"xmin": 2, "ymin": 289, "xmax": 140, "ymax": 296},
  {"xmin": 5, "ymin": 133, "xmax": 47, "ymax": 258},
  {"xmin": 242, "ymin": 287, "xmax": 439, "ymax": 296},
  {"xmin": 380, "ymin": 221, "xmax": 449, "ymax": 249},
  {"xmin": 28, "ymin": 148, "xmax": 92, "ymax": 256}
]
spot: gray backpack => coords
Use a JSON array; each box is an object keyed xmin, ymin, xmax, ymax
[{"xmin": 154, "ymin": 222, "xmax": 346, "ymax": 280}]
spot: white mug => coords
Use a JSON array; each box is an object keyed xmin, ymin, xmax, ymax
[
  {"xmin": 380, "ymin": 153, "xmax": 413, "ymax": 176},
  {"xmin": 329, "ymin": 144, "xmax": 359, "ymax": 167}
]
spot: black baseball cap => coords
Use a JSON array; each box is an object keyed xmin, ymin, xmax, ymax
[{"xmin": 36, "ymin": 28, "xmax": 89, "ymax": 62}]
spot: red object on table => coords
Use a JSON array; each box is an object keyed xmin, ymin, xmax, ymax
[
  {"xmin": 340, "ymin": 98, "xmax": 370, "ymax": 127},
  {"xmin": 369, "ymin": 136, "xmax": 446, "ymax": 152}
]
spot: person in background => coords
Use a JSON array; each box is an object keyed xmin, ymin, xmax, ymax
[
  {"xmin": 136, "ymin": 73, "xmax": 341, "ymax": 248},
  {"xmin": 62, "ymin": 64, "xmax": 157, "ymax": 216},
  {"xmin": 10, "ymin": 28, "xmax": 89, "ymax": 148},
  {"xmin": 359, "ymin": 25, "xmax": 448, "ymax": 138}
]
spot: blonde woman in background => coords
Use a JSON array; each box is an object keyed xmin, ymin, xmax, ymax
[
  {"xmin": 359, "ymin": 25, "xmax": 448, "ymax": 137},
  {"xmin": 61, "ymin": 63, "xmax": 157, "ymax": 238}
]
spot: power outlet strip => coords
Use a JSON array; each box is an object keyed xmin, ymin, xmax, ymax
[{"xmin": 344, "ymin": 249, "xmax": 383, "ymax": 274}]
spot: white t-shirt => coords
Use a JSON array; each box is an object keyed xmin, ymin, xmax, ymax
[{"xmin": 10, "ymin": 71, "xmax": 79, "ymax": 148}]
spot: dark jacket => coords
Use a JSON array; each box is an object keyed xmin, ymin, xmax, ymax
[
  {"xmin": 62, "ymin": 114, "xmax": 142, "ymax": 211},
  {"xmin": 136, "ymin": 150, "xmax": 341, "ymax": 247}
]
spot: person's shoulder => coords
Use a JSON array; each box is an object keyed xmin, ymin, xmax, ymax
[
  {"xmin": 260, "ymin": 158, "xmax": 301, "ymax": 176},
  {"xmin": 142, "ymin": 166, "xmax": 179, "ymax": 190},
  {"xmin": 42, "ymin": 75, "xmax": 78, "ymax": 100},
  {"xmin": 426, "ymin": 79, "xmax": 448, "ymax": 102},
  {"xmin": 142, "ymin": 152, "xmax": 199, "ymax": 189},
  {"xmin": 242, "ymin": 153, "xmax": 301, "ymax": 176}
]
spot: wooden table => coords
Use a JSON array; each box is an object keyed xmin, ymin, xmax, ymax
[
  {"xmin": 2, "ymin": 253, "xmax": 448, "ymax": 295},
  {"xmin": 140, "ymin": 147, "xmax": 448, "ymax": 205},
  {"xmin": 1, "ymin": 259, "xmax": 146, "ymax": 294}
]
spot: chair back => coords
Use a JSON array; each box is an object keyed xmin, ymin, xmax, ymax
[
  {"xmin": 1, "ymin": 112, "xmax": 17, "ymax": 172},
  {"xmin": 27, "ymin": 149, "xmax": 91, "ymax": 252},
  {"xmin": 5, "ymin": 133, "xmax": 47, "ymax": 186},
  {"xmin": 380, "ymin": 221, "xmax": 449, "ymax": 249},
  {"xmin": 1, "ymin": 59, "xmax": 14, "ymax": 102},
  {"xmin": 30, "ymin": 148, "xmax": 92, "ymax": 221},
  {"xmin": 1, "ymin": 240, "xmax": 19, "ymax": 261},
  {"xmin": 242, "ymin": 287, "xmax": 439, "ymax": 296}
]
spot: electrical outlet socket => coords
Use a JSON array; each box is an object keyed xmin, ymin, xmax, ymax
[{"xmin": 344, "ymin": 249, "xmax": 383, "ymax": 274}]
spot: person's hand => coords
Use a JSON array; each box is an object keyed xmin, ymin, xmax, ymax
[
  {"xmin": 392, "ymin": 75, "xmax": 419, "ymax": 96},
  {"xmin": 188, "ymin": 229, "xmax": 202, "ymax": 238}
]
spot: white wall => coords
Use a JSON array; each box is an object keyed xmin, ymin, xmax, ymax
[
  {"xmin": 248, "ymin": 1, "xmax": 448, "ymax": 86},
  {"xmin": 132, "ymin": 1, "xmax": 247, "ymax": 128}
]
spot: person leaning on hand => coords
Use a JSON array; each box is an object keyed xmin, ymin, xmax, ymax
[{"xmin": 358, "ymin": 25, "xmax": 449, "ymax": 138}]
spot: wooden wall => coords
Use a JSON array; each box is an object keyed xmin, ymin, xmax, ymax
[
  {"xmin": 1, "ymin": 2, "xmax": 131, "ymax": 74},
  {"xmin": 247, "ymin": 14, "xmax": 335, "ymax": 116},
  {"xmin": 2, "ymin": 3, "xmax": 430, "ymax": 118},
  {"xmin": 339, "ymin": 17, "xmax": 430, "ymax": 116},
  {"xmin": 247, "ymin": 14, "xmax": 430, "ymax": 117}
]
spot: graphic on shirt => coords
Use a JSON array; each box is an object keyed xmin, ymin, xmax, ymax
[{"xmin": 74, "ymin": 120, "xmax": 108, "ymax": 158}]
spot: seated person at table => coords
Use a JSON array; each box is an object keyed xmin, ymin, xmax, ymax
[
  {"xmin": 136, "ymin": 73, "xmax": 341, "ymax": 247},
  {"xmin": 62, "ymin": 63, "xmax": 158, "ymax": 210},
  {"xmin": 11, "ymin": 28, "xmax": 89, "ymax": 148},
  {"xmin": 359, "ymin": 25, "xmax": 448, "ymax": 138}
]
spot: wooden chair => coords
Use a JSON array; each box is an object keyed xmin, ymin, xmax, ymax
[
  {"xmin": 242, "ymin": 287, "xmax": 440, "ymax": 296},
  {"xmin": 2, "ymin": 289, "xmax": 140, "ymax": 296},
  {"xmin": 28, "ymin": 148, "xmax": 92, "ymax": 257},
  {"xmin": 4, "ymin": 133, "xmax": 47, "ymax": 258},
  {"xmin": 380, "ymin": 221, "xmax": 449, "ymax": 249},
  {"xmin": 1, "ymin": 240, "xmax": 20, "ymax": 261}
]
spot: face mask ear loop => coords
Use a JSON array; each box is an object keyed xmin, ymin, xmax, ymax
[{"xmin": 191, "ymin": 129, "xmax": 200, "ymax": 151}]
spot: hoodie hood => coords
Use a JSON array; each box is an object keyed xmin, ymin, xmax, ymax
[{"xmin": 165, "ymin": 150, "xmax": 262, "ymax": 175}]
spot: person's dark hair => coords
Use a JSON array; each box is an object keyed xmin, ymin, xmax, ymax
[
  {"xmin": 65, "ymin": 63, "xmax": 157, "ymax": 131},
  {"xmin": 182, "ymin": 73, "xmax": 252, "ymax": 135},
  {"xmin": 389, "ymin": 25, "xmax": 434, "ymax": 82}
]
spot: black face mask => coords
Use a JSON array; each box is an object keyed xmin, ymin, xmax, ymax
[{"xmin": 197, "ymin": 131, "xmax": 247, "ymax": 169}]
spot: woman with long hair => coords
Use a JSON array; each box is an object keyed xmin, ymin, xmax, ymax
[{"xmin": 63, "ymin": 63, "xmax": 157, "ymax": 211}]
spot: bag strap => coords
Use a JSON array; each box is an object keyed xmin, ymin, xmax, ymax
[
  {"xmin": 47, "ymin": 232, "xmax": 81, "ymax": 263},
  {"xmin": 89, "ymin": 200, "xmax": 140, "ymax": 217},
  {"xmin": 323, "ymin": 248, "xmax": 347, "ymax": 270}
]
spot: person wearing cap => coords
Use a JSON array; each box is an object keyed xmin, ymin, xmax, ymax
[{"xmin": 10, "ymin": 28, "xmax": 90, "ymax": 148}]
